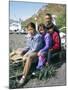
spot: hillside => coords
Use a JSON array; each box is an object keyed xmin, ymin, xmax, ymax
[{"xmin": 21, "ymin": 4, "xmax": 66, "ymax": 28}]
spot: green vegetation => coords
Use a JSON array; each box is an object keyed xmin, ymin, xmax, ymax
[
  {"xmin": 21, "ymin": 4, "xmax": 66, "ymax": 31},
  {"xmin": 9, "ymin": 61, "xmax": 57, "ymax": 88},
  {"xmin": 56, "ymin": 12, "xmax": 66, "ymax": 29},
  {"xmin": 9, "ymin": 4, "xmax": 66, "ymax": 89},
  {"xmin": 35, "ymin": 64, "xmax": 56, "ymax": 80},
  {"xmin": 10, "ymin": 61, "xmax": 65, "ymax": 89}
]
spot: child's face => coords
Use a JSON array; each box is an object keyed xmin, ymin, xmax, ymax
[
  {"xmin": 39, "ymin": 27, "xmax": 45, "ymax": 35},
  {"xmin": 27, "ymin": 26, "xmax": 35, "ymax": 36}
]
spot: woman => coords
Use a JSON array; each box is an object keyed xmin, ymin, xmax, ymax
[
  {"xmin": 47, "ymin": 24, "xmax": 61, "ymax": 64},
  {"xmin": 36, "ymin": 24, "xmax": 52, "ymax": 69}
]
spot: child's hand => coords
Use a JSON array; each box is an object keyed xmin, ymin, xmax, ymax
[
  {"xmin": 37, "ymin": 52, "xmax": 41, "ymax": 56},
  {"xmin": 22, "ymin": 56, "xmax": 26, "ymax": 62}
]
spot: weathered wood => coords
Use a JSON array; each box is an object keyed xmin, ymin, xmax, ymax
[
  {"xmin": 9, "ymin": 72, "xmax": 23, "ymax": 79},
  {"xmin": 9, "ymin": 59, "xmax": 25, "ymax": 66}
]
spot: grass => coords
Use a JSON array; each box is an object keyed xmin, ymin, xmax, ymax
[
  {"xmin": 9, "ymin": 49, "xmax": 66, "ymax": 89},
  {"xmin": 34, "ymin": 64, "xmax": 56, "ymax": 80},
  {"xmin": 9, "ymin": 61, "xmax": 57, "ymax": 89}
]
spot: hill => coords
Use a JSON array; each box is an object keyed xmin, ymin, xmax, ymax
[{"xmin": 21, "ymin": 4, "xmax": 66, "ymax": 28}]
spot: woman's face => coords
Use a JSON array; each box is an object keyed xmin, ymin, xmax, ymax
[
  {"xmin": 39, "ymin": 26, "xmax": 45, "ymax": 35},
  {"xmin": 48, "ymin": 28, "xmax": 53, "ymax": 34},
  {"xmin": 27, "ymin": 26, "xmax": 35, "ymax": 36}
]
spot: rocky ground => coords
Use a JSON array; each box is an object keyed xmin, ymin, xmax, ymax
[
  {"xmin": 23, "ymin": 63, "xmax": 66, "ymax": 88},
  {"xmin": 9, "ymin": 33, "xmax": 66, "ymax": 88}
]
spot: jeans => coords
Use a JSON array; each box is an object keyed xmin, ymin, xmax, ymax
[{"xmin": 47, "ymin": 49, "xmax": 60, "ymax": 64}]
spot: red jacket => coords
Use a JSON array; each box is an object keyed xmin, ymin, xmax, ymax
[{"xmin": 51, "ymin": 31, "xmax": 61, "ymax": 50}]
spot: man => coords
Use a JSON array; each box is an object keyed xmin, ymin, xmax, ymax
[{"xmin": 45, "ymin": 13, "xmax": 59, "ymax": 33}]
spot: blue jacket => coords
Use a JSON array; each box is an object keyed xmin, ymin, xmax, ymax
[{"xmin": 23, "ymin": 33, "xmax": 44, "ymax": 52}]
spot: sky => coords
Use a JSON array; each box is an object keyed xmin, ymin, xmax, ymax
[{"xmin": 9, "ymin": 1, "xmax": 46, "ymax": 21}]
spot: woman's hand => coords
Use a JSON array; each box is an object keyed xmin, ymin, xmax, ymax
[{"xmin": 49, "ymin": 48, "xmax": 53, "ymax": 51}]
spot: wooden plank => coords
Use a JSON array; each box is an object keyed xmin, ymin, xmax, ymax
[
  {"xmin": 9, "ymin": 72, "xmax": 23, "ymax": 79},
  {"xmin": 10, "ymin": 59, "xmax": 25, "ymax": 66}
]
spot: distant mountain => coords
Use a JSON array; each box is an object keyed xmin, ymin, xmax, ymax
[{"xmin": 21, "ymin": 4, "xmax": 66, "ymax": 27}]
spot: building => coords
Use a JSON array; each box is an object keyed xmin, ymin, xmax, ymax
[{"xmin": 9, "ymin": 19, "xmax": 21, "ymax": 32}]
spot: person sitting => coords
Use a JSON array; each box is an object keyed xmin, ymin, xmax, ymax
[
  {"xmin": 36, "ymin": 24, "xmax": 52, "ymax": 70},
  {"xmin": 47, "ymin": 24, "xmax": 61, "ymax": 64},
  {"xmin": 12, "ymin": 22, "xmax": 44, "ymax": 86},
  {"xmin": 45, "ymin": 13, "xmax": 59, "ymax": 33}
]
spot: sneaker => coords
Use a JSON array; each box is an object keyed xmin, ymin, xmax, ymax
[
  {"xmin": 32, "ymin": 72, "xmax": 36, "ymax": 76},
  {"xmin": 17, "ymin": 76, "xmax": 25, "ymax": 87},
  {"xmin": 36, "ymin": 65, "xmax": 44, "ymax": 70}
]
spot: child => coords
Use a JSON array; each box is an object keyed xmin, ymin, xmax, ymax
[
  {"xmin": 17, "ymin": 22, "xmax": 44, "ymax": 86},
  {"xmin": 36, "ymin": 24, "xmax": 52, "ymax": 69}
]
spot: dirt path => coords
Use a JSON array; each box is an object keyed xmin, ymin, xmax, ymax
[{"xmin": 23, "ymin": 63, "xmax": 66, "ymax": 88}]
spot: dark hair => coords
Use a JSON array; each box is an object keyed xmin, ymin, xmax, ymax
[
  {"xmin": 45, "ymin": 13, "xmax": 52, "ymax": 20},
  {"xmin": 46, "ymin": 23, "xmax": 59, "ymax": 33},
  {"xmin": 45, "ymin": 23, "xmax": 54, "ymax": 29},
  {"xmin": 38, "ymin": 23, "xmax": 46, "ymax": 30},
  {"xmin": 27, "ymin": 22, "xmax": 36, "ymax": 30}
]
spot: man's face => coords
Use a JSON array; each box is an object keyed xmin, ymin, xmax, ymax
[{"xmin": 45, "ymin": 15, "xmax": 51, "ymax": 24}]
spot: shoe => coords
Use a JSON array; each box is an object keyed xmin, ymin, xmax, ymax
[
  {"xmin": 32, "ymin": 72, "xmax": 36, "ymax": 76},
  {"xmin": 17, "ymin": 76, "xmax": 25, "ymax": 87},
  {"xmin": 36, "ymin": 65, "xmax": 44, "ymax": 70}
]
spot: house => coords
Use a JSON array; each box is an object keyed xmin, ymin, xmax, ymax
[{"xmin": 9, "ymin": 19, "xmax": 21, "ymax": 32}]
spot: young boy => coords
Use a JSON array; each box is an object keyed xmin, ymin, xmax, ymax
[{"xmin": 15, "ymin": 22, "xmax": 44, "ymax": 86}]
